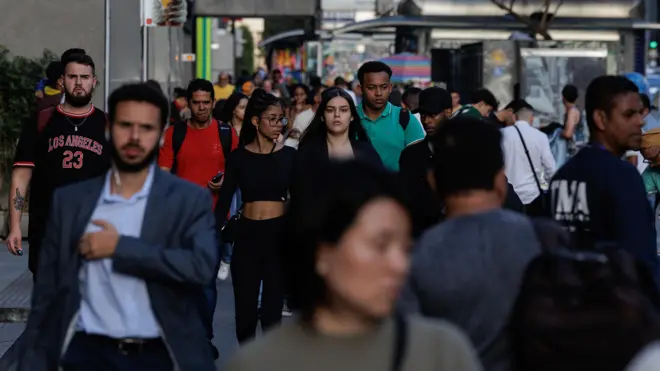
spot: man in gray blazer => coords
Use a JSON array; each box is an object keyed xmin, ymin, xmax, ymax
[{"xmin": 18, "ymin": 83, "xmax": 218, "ymax": 371}]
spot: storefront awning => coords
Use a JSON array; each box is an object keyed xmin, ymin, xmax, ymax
[{"xmin": 331, "ymin": 15, "xmax": 660, "ymax": 36}]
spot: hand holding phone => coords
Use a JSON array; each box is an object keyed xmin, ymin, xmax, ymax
[{"xmin": 211, "ymin": 172, "xmax": 224, "ymax": 184}]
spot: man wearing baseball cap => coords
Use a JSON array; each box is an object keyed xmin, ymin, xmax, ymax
[{"xmin": 399, "ymin": 87, "xmax": 454, "ymax": 237}]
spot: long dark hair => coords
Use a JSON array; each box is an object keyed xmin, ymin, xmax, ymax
[
  {"xmin": 218, "ymin": 92, "xmax": 248, "ymax": 124},
  {"xmin": 240, "ymin": 88, "xmax": 281, "ymax": 146},
  {"xmin": 299, "ymin": 87, "xmax": 368, "ymax": 149}
]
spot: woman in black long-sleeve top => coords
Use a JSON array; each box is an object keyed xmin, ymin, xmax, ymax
[
  {"xmin": 295, "ymin": 87, "xmax": 382, "ymax": 171},
  {"xmin": 215, "ymin": 88, "xmax": 296, "ymax": 344}
]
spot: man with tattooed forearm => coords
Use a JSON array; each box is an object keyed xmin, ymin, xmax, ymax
[{"xmin": 5, "ymin": 52, "xmax": 110, "ymax": 281}]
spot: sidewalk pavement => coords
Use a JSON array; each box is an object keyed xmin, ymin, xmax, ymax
[
  {"xmin": 0, "ymin": 241, "xmax": 30, "ymax": 371},
  {"xmin": 0, "ymin": 241, "xmax": 244, "ymax": 370}
]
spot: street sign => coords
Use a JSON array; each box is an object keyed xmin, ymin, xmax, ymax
[{"xmin": 142, "ymin": 0, "xmax": 188, "ymax": 27}]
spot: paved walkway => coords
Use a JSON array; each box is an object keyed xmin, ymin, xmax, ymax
[{"xmin": 0, "ymin": 241, "xmax": 254, "ymax": 370}]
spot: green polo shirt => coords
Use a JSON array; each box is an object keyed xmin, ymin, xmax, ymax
[
  {"xmin": 451, "ymin": 104, "xmax": 483, "ymax": 119},
  {"xmin": 358, "ymin": 102, "xmax": 425, "ymax": 172}
]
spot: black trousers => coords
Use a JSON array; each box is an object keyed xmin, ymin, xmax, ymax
[
  {"xmin": 61, "ymin": 332, "xmax": 173, "ymax": 371},
  {"xmin": 231, "ymin": 216, "xmax": 285, "ymax": 344}
]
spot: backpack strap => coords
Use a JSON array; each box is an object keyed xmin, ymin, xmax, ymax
[
  {"xmin": 391, "ymin": 312, "xmax": 408, "ymax": 371},
  {"xmin": 170, "ymin": 121, "xmax": 188, "ymax": 175},
  {"xmin": 217, "ymin": 120, "xmax": 234, "ymax": 161},
  {"xmin": 398, "ymin": 109, "xmax": 410, "ymax": 131},
  {"xmin": 37, "ymin": 106, "xmax": 56, "ymax": 133}
]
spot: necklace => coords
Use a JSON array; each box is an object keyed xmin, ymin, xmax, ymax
[{"xmin": 64, "ymin": 114, "xmax": 89, "ymax": 132}]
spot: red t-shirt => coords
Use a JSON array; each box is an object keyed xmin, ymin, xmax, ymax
[{"xmin": 158, "ymin": 120, "xmax": 238, "ymax": 206}]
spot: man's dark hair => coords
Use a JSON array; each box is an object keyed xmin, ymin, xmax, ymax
[
  {"xmin": 62, "ymin": 53, "xmax": 95, "ymax": 75},
  {"xmin": 357, "ymin": 61, "xmax": 393, "ymax": 85},
  {"xmin": 402, "ymin": 87, "xmax": 422, "ymax": 110},
  {"xmin": 45, "ymin": 61, "xmax": 63, "ymax": 88},
  {"xmin": 641, "ymin": 93, "xmax": 651, "ymax": 110},
  {"xmin": 173, "ymin": 87, "xmax": 186, "ymax": 99},
  {"xmin": 562, "ymin": 84, "xmax": 579, "ymax": 104},
  {"xmin": 334, "ymin": 76, "xmax": 347, "ymax": 87},
  {"xmin": 472, "ymin": 88, "xmax": 498, "ymax": 110},
  {"xmin": 585, "ymin": 75, "xmax": 639, "ymax": 133},
  {"xmin": 432, "ymin": 116, "xmax": 503, "ymax": 199},
  {"xmin": 60, "ymin": 48, "xmax": 86, "ymax": 64},
  {"xmin": 186, "ymin": 78, "xmax": 215, "ymax": 102},
  {"xmin": 108, "ymin": 83, "xmax": 170, "ymax": 129},
  {"xmin": 285, "ymin": 161, "xmax": 408, "ymax": 321},
  {"xmin": 145, "ymin": 79, "xmax": 164, "ymax": 95}
]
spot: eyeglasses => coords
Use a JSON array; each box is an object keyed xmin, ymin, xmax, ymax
[{"xmin": 262, "ymin": 115, "xmax": 287, "ymax": 127}]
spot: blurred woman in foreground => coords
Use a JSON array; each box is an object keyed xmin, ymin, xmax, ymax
[{"xmin": 225, "ymin": 161, "xmax": 483, "ymax": 371}]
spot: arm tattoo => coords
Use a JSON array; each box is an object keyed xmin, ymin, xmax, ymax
[{"xmin": 13, "ymin": 189, "xmax": 25, "ymax": 211}]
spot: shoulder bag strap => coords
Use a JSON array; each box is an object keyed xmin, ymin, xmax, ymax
[
  {"xmin": 512, "ymin": 124, "xmax": 543, "ymax": 194},
  {"xmin": 391, "ymin": 313, "xmax": 408, "ymax": 371}
]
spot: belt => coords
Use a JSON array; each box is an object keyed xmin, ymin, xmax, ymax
[{"xmin": 78, "ymin": 332, "xmax": 164, "ymax": 356}]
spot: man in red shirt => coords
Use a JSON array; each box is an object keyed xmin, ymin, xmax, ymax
[{"xmin": 158, "ymin": 78, "xmax": 237, "ymax": 359}]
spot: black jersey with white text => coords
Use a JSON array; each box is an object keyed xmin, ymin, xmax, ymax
[{"xmin": 13, "ymin": 105, "xmax": 110, "ymax": 237}]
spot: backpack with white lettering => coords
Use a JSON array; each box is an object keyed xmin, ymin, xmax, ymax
[{"xmin": 510, "ymin": 219, "xmax": 660, "ymax": 371}]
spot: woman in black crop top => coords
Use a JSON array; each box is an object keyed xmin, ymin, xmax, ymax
[
  {"xmin": 215, "ymin": 88, "xmax": 296, "ymax": 344},
  {"xmin": 296, "ymin": 87, "xmax": 382, "ymax": 171}
]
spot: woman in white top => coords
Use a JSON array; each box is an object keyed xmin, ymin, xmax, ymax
[{"xmin": 285, "ymin": 85, "xmax": 326, "ymax": 149}]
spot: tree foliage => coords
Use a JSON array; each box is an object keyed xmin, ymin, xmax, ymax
[
  {"xmin": 491, "ymin": 0, "xmax": 565, "ymax": 40},
  {"xmin": 236, "ymin": 25, "xmax": 255, "ymax": 76},
  {"xmin": 0, "ymin": 46, "xmax": 57, "ymax": 189}
]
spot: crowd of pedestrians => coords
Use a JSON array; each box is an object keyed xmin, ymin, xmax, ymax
[{"xmin": 5, "ymin": 48, "xmax": 660, "ymax": 371}]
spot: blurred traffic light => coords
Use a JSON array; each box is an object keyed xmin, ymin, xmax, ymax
[{"xmin": 651, "ymin": 41, "xmax": 658, "ymax": 49}]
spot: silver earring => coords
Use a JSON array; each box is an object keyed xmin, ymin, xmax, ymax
[{"xmin": 104, "ymin": 131, "xmax": 110, "ymax": 142}]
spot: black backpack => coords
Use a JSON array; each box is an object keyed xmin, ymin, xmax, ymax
[
  {"xmin": 511, "ymin": 219, "xmax": 660, "ymax": 371},
  {"xmin": 398, "ymin": 108, "xmax": 410, "ymax": 131},
  {"xmin": 170, "ymin": 120, "xmax": 234, "ymax": 175}
]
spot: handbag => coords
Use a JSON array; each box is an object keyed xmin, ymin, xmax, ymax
[
  {"xmin": 513, "ymin": 124, "xmax": 549, "ymax": 216},
  {"xmin": 221, "ymin": 207, "xmax": 242, "ymax": 244}
]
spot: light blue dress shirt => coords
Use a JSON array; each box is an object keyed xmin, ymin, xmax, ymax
[{"xmin": 78, "ymin": 165, "xmax": 161, "ymax": 339}]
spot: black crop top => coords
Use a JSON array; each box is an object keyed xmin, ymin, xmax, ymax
[{"xmin": 215, "ymin": 145, "xmax": 297, "ymax": 221}]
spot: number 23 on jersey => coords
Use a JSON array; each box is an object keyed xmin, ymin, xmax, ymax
[{"xmin": 62, "ymin": 150, "xmax": 83, "ymax": 169}]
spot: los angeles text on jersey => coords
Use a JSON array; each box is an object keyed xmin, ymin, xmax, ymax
[{"xmin": 48, "ymin": 134, "xmax": 104, "ymax": 155}]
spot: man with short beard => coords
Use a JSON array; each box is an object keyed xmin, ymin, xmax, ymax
[
  {"xmin": 17, "ymin": 83, "xmax": 217, "ymax": 371},
  {"xmin": 6, "ymin": 53, "xmax": 110, "ymax": 280}
]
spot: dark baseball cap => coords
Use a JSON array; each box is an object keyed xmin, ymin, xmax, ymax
[
  {"xmin": 413, "ymin": 87, "xmax": 453, "ymax": 115},
  {"xmin": 504, "ymin": 99, "xmax": 534, "ymax": 113}
]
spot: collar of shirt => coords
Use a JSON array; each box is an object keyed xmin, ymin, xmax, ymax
[
  {"xmin": 514, "ymin": 120, "xmax": 531, "ymax": 127},
  {"xmin": 357, "ymin": 102, "xmax": 393, "ymax": 122},
  {"xmin": 100, "ymin": 164, "xmax": 156, "ymax": 205}
]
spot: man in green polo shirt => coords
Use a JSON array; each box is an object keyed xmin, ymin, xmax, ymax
[
  {"xmin": 452, "ymin": 88, "xmax": 499, "ymax": 120},
  {"xmin": 356, "ymin": 61, "xmax": 425, "ymax": 171}
]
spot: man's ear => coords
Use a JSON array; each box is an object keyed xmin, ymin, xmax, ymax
[{"xmin": 593, "ymin": 109, "xmax": 607, "ymax": 132}]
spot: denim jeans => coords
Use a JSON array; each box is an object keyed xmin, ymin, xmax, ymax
[{"xmin": 222, "ymin": 242, "xmax": 233, "ymax": 264}]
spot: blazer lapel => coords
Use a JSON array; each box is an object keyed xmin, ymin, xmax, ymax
[
  {"xmin": 140, "ymin": 169, "xmax": 168, "ymax": 242},
  {"xmin": 73, "ymin": 175, "xmax": 105, "ymax": 240}
]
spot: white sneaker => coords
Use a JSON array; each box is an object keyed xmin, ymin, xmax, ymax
[
  {"xmin": 217, "ymin": 261, "xmax": 230, "ymax": 280},
  {"xmin": 282, "ymin": 302, "xmax": 292, "ymax": 317}
]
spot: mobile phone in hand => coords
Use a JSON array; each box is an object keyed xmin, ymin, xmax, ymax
[{"xmin": 211, "ymin": 172, "xmax": 224, "ymax": 183}]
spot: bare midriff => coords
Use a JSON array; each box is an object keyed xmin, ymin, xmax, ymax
[{"xmin": 243, "ymin": 201, "xmax": 286, "ymax": 220}]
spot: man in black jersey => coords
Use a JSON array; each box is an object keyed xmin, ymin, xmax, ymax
[{"xmin": 6, "ymin": 53, "xmax": 110, "ymax": 279}]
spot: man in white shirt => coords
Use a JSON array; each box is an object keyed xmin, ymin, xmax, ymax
[
  {"xmin": 501, "ymin": 100, "xmax": 556, "ymax": 216},
  {"xmin": 334, "ymin": 76, "xmax": 358, "ymax": 105}
]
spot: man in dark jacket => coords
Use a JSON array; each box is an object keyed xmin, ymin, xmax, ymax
[{"xmin": 400, "ymin": 87, "xmax": 454, "ymax": 237}]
